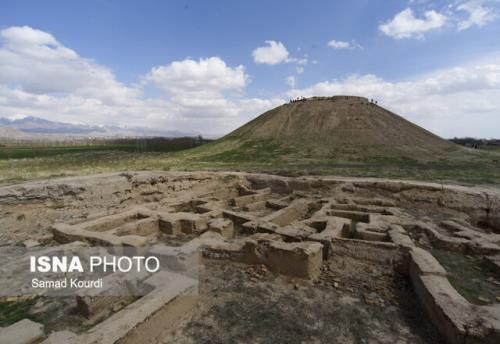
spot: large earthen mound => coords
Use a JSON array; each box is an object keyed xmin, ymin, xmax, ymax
[{"xmin": 223, "ymin": 95, "xmax": 456, "ymax": 155}]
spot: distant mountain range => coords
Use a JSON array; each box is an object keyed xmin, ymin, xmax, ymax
[{"xmin": 0, "ymin": 115, "xmax": 198, "ymax": 138}]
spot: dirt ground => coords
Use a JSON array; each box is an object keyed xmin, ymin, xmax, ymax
[{"xmin": 158, "ymin": 258, "xmax": 443, "ymax": 344}]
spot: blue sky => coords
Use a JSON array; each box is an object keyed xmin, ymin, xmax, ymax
[{"xmin": 1, "ymin": 0, "xmax": 500, "ymax": 137}]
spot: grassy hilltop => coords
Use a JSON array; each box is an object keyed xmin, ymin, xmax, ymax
[{"xmin": 170, "ymin": 96, "xmax": 500, "ymax": 184}]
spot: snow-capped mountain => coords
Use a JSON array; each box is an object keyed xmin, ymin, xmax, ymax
[{"xmin": 0, "ymin": 116, "xmax": 197, "ymax": 137}]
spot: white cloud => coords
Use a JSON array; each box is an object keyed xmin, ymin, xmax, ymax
[
  {"xmin": 0, "ymin": 26, "xmax": 283, "ymax": 137},
  {"xmin": 381, "ymin": 2, "xmax": 499, "ymax": 38},
  {"xmin": 252, "ymin": 41, "xmax": 289, "ymax": 65},
  {"xmin": 146, "ymin": 57, "xmax": 247, "ymax": 95},
  {"xmin": 143, "ymin": 57, "xmax": 258, "ymax": 128},
  {"xmin": 287, "ymin": 56, "xmax": 308, "ymax": 65},
  {"xmin": 0, "ymin": 26, "xmax": 138, "ymax": 102},
  {"xmin": 252, "ymin": 41, "xmax": 307, "ymax": 66},
  {"xmin": 286, "ymin": 76, "xmax": 296, "ymax": 89},
  {"xmin": 379, "ymin": 8, "xmax": 447, "ymax": 39},
  {"xmin": 1, "ymin": 26, "xmax": 59, "ymax": 47},
  {"xmin": 327, "ymin": 39, "xmax": 363, "ymax": 50},
  {"xmin": 0, "ymin": 83, "xmax": 284, "ymax": 137},
  {"xmin": 296, "ymin": 66, "xmax": 304, "ymax": 74},
  {"xmin": 457, "ymin": 0, "xmax": 498, "ymax": 31},
  {"xmin": 287, "ymin": 60, "xmax": 500, "ymax": 138},
  {"xmin": 327, "ymin": 40, "xmax": 350, "ymax": 49}
]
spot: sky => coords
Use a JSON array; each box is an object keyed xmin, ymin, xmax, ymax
[{"xmin": 0, "ymin": 0, "xmax": 500, "ymax": 138}]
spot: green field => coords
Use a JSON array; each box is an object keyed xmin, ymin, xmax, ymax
[
  {"xmin": 1, "ymin": 138, "xmax": 499, "ymax": 187},
  {"xmin": 0, "ymin": 137, "xmax": 205, "ymax": 160},
  {"xmin": 0, "ymin": 145, "xmax": 144, "ymax": 159}
]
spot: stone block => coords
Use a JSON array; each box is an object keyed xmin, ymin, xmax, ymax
[
  {"xmin": 264, "ymin": 199, "xmax": 310, "ymax": 226},
  {"xmin": 231, "ymin": 191, "xmax": 269, "ymax": 207},
  {"xmin": 354, "ymin": 223, "xmax": 387, "ymax": 241},
  {"xmin": 242, "ymin": 200, "xmax": 266, "ymax": 211},
  {"xmin": 409, "ymin": 247, "xmax": 447, "ymax": 277},
  {"xmin": 114, "ymin": 218, "xmax": 159, "ymax": 237},
  {"xmin": 200, "ymin": 242, "xmax": 247, "ymax": 263},
  {"xmin": 412, "ymin": 274, "xmax": 471, "ymax": 344},
  {"xmin": 266, "ymin": 241, "xmax": 323, "ymax": 279},
  {"xmin": 82, "ymin": 271, "xmax": 198, "ymax": 344},
  {"xmin": 201, "ymin": 233, "xmax": 321, "ymax": 279},
  {"xmin": 275, "ymin": 224, "xmax": 316, "ymax": 240},
  {"xmin": 177, "ymin": 213, "xmax": 207, "ymax": 234},
  {"xmin": 208, "ymin": 218, "xmax": 234, "ymax": 238},
  {"xmin": 222, "ymin": 210, "xmax": 257, "ymax": 228},
  {"xmin": 22, "ymin": 239, "xmax": 40, "ymax": 248},
  {"xmin": 388, "ymin": 229, "xmax": 415, "ymax": 249},
  {"xmin": 0, "ymin": 319, "xmax": 44, "ymax": 344},
  {"xmin": 265, "ymin": 199, "xmax": 288, "ymax": 210},
  {"xmin": 76, "ymin": 272, "xmax": 139, "ymax": 319},
  {"xmin": 308, "ymin": 217, "xmax": 349, "ymax": 258}
]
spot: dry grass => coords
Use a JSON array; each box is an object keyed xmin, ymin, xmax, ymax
[{"xmin": 1, "ymin": 143, "xmax": 499, "ymax": 187}]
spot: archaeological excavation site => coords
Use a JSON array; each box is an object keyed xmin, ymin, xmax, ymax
[
  {"xmin": 3, "ymin": 0, "xmax": 500, "ymax": 342},
  {"xmin": 0, "ymin": 171, "xmax": 499, "ymax": 343}
]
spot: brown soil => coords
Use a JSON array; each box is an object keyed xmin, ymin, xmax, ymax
[
  {"xmin": 224, "ymin": 96, "xmax": 456, "ymax": 154},
  {"xmin": 158, "ymin": 260, "xmax": 444, "ymax": 344}
]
